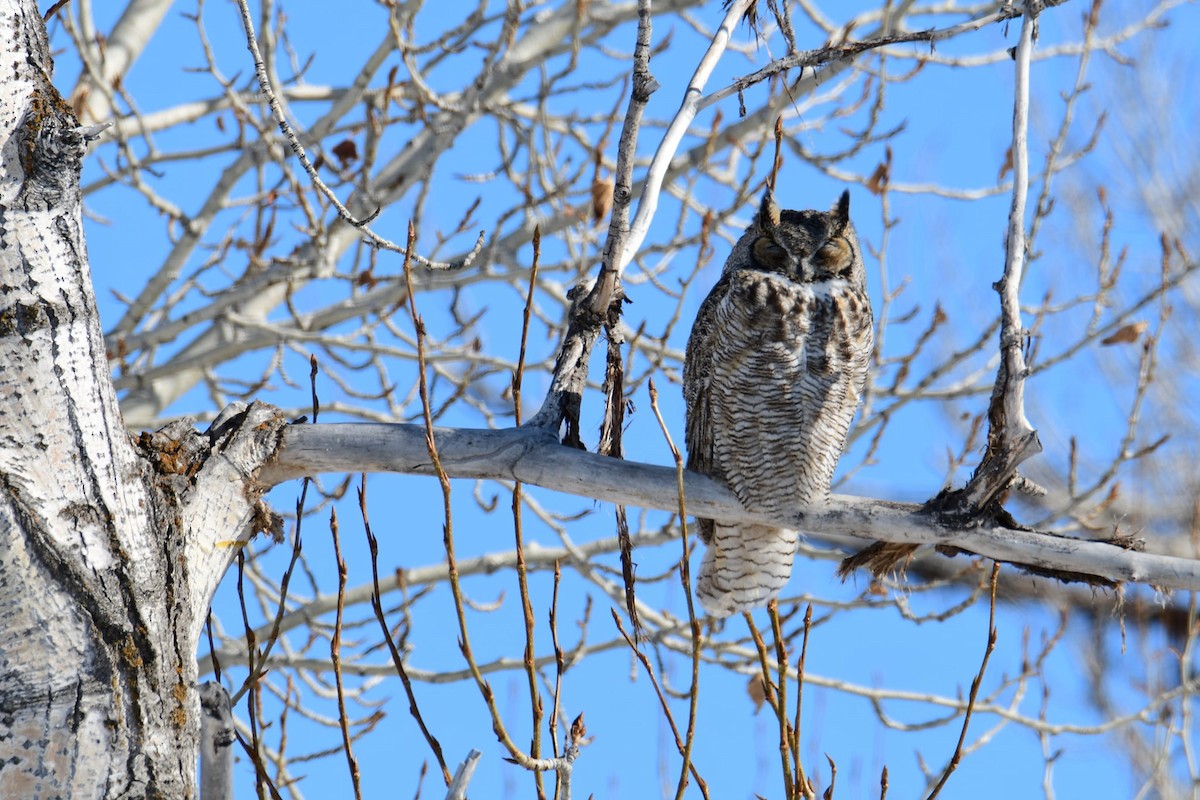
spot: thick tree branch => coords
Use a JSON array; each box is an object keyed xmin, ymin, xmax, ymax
[
  {"xmin": 67, "ymin": 0, "xmax": 174, "ymax": 124},
  {"xmin": 261, "ymin": 424, "xmax": 1200, "ymax": 591}
]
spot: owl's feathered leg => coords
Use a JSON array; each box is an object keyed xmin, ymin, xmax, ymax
[{"xmin": 695, "ymin": 523, "xmax": 798, "ymax": 617}]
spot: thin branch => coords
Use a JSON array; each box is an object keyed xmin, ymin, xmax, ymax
[
  {"xmin": 793, "ymin": 605, "xmax": 814, "ymax": 797},
  {"xmin": 402, "ymin": 220, "xmax": 552, "ymax": 780},
  {"xmin": 232, "ymin": 0, "xmax": 484, "ymax": 269},
  {"xmin": 512, "ymin": 230, "xmax": 547, "ymax": 800},
  {"xmin": 588, "ymin": 0, "xmax": 658, "ymax": 316},
  {"xmin": 621, "ymin": 0, "xmax": 754, "ymax": 274},
  {"xmin": 358, "ymin": 478, "xmax": 452, "ymax": 785},
  {"xmin": 648, "ymin": 378, "xmax": 706, "ymax": 800},
  {"xmin": 526, "ymin": 0, "xmax": 751, "ymax": 437},
  {"xmin": 445, "ymin": 750, "xmax": 482, "ymax": 800},
  {"xmin": 328, "ymin": 509, "xmax": 364, "ymax": 800},
  {"xmin": 611, "ymin": 610, "xmax": 709, "ymax": 796},
  {"xmin": 963, "ymin": 0, "xmax": 1044, "ymax": 510},
  {"xmin": 768, "ymin": 601, "xmax": 796, "ymax": 798},
  {"xmin": 231, "ymin": 363, "xmax": 314, "ymax": 707},
  {"xmin": 841, "ymin": 0, "xmax": 1049, "ymax": 576},
  {"xmin": 703, "ymin": 4, "xmax": 1034, "ymax": 112},
  {"xmin": 925, "ymin": 563, "xmax": 1001, "ymax": 799}
]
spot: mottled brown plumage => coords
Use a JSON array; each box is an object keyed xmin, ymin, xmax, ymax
[{"xmin": 684, "ymin": 190, "xmax": 873, "ymax": 616}]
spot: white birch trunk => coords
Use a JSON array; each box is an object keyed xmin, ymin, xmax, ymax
[{"xmin": 0, "ymin": 3, "xmax": 285, "ymax": 796}]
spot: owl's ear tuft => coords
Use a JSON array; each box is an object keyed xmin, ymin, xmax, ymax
[
  {"xmin": 833, "ymin": 190, "xmax": 850, "ymax": 227},
  {"xmin": 757, "ymin": 190, "xmax": 782, "ymax": 230}
]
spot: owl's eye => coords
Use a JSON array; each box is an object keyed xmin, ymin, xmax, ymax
[
  {"xmin": 814, "ymin": 239, "xmax": 851, "ymax": 274},
  {"xmin": 752, "ymin": 236, "xmax": 788, "ymax": 268}
]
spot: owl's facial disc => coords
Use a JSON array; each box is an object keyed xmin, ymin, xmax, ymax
[
  {"xmin": 813, "ymin": 236, "xmax": 854, "ymax": 277},
  {"xmin": 751, "ymin": 235, "xmax": 790, "ymax": 271},
  {"xmin": 746, "ymin": 189, "xmax": 857, "ymax": 281}
]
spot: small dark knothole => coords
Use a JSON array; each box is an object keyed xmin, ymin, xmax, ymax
[
  {"xmin": 135, "ymin": 425, "xmax": 207, "ymax": 482},
  {"xmin": 16, "ymin": 86, "xmax": 87, "ymax": 213},
  {"xmin": 0, "ymin": 301, "xmax": 51, "ymax": 337}
]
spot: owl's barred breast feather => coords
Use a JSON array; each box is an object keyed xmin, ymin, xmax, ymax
[
  {"xmin": 696, "ymin": 523, "xmax": 799, "ymax": 618},
  {"xmin": 711, "ymin": 274, "xmax": 869, "ymax": 512},
  {"xmin": 684, "ymin": 190, "xmax": 873, "ymax": 617}
]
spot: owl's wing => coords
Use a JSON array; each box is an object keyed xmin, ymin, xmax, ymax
[
  {"xmin": 848, "ymin": 294, "xmax": 874, "ymax": 400},
  {"xmin": 683, "ymin": 276, "xmax": 733, "ymax": 544},
  {"xmin": 683, "ymin": 276, "xmax": 730, "ymax": 480}
]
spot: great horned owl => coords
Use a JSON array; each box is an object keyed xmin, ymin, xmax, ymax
[{"xmin": 683, "ymin": 189, "xmax": 873, "ymax": 617}]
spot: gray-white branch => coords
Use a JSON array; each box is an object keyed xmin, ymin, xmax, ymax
[{"xmin": 261, "ymin": 423, "xmax": 1200, "ymax": 591}]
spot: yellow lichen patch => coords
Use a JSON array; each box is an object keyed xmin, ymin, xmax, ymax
[
  {"xmin": 121, "ymin": 635, "xmax": 143, "ymax": 669},
  {"xmin": 171, "ymin": 680, "xmax": 190, "ymax": 730},
  {"xmin": 214, "ymin": 539, "xmax": 249, "ymax": 549}
]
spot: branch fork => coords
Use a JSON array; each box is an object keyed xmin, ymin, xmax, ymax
[{"xmin": 842, "ymin": 1, "xmax": 1048, "ymax": 578}]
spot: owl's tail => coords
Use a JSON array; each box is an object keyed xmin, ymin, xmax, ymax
[{"xmin": 695, "ymin": 523, "xmax": 798, "ymax": 617}]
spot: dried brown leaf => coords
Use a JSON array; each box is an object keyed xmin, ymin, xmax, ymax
[
  {"xmin": 998, "ymin": 145, "xmax": 1013, "ymax": 182},
  {"xmin": 866, "ymin": 165, "xmax": 886, "ymax": 195},
  {"xmin": 1100, "ymin": 321, "xmax": 1148, "ymax": 345},
  {"xmin": 867, "ymin": 147, "xmax": 892, "ymax": 195},
  {"xmin": 747, "ymin": 674, "xmax": 766, "ymax": 713},
  {"xmin": 590, "ymin": 177, "xmax": 614, "ymax": 226},
  {"xmin": 570, "ymin": 712, "xmax": 587, "ymax": 743},
  {"xmin": 332, "ymin": 139, "xmax": 359, "ymax": 168}
]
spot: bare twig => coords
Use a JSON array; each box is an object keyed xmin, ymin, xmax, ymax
[
  {"xmin": 359, "ymin": 478, "xmax": 452, "ymax": 785},
  {"xmin": 925, "ymin": 563, "xmax": 1001, "ymax": 799},
  {"xmin": 768, "ymin": 601, "xmax": 796, "ymax": 798},
  {"xmin": 512, "ymin": 229, "xmax": 547, "ymax": 799},
  {"xmin": 648, "ymin": 378, "xmax": 705, "ymax": 800},
  {"xmin": 232, "ymin": 0, "xmax": 484, "ymax": 269},
  {"xmin": 612, "ymin": 610, "xmax": 710, "ymax": 797},
  {"xmin": 329, "ymin": 508, "xmax": 364, "ymax": 800},
  {"xmin": 549, "ymin": 561, "xmax": 564, "ymax": 767},
  {"xmin": 704, "ymin": 6, "xmax": 1032, "ymax": 112},
  {"xmin": 232, "ymin": 365, "xmax": 315, "ymax": 706},
  {"xmin": 232, "ymin": 555, "xmax": 284, "ymax": 800},
  {"xmin": 793, "ymin": 605, "xmax": 815, "ymax": 796},
  {"xmin": 402, "ymin": 219, "xmax": 556, "ymax": 783}
]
